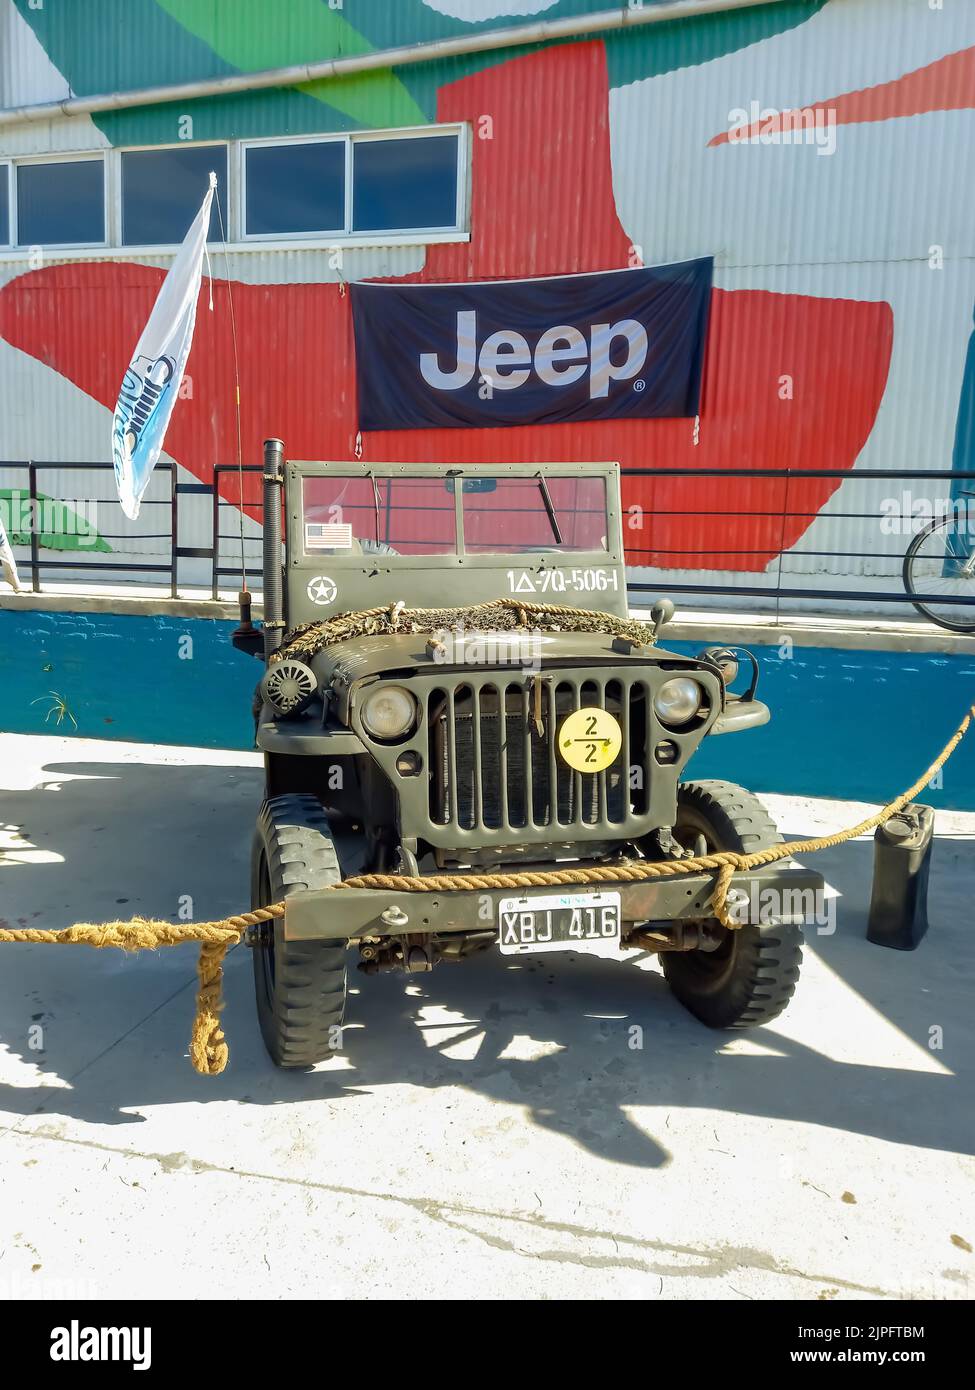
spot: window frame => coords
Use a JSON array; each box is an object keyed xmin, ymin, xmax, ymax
[
  {"xmin": 288, "ymin": 461, "xmax": 624, "ymax": 574},
  {"xmin": 0, "ymin": 124, "xmax": 470, "ymax": 259},
  {"xmin": 239, "ymin": 132, "xmax": 348, "ymax": 243},
  {"xmin": 117, "ymin": 139, "xmax": 231, "ymax": 250},
  {"xmin": 301, "ymin": 472, "xmax": 461, "ymax": 557},
  {"xmin": 459, "ymin": 475, "xmax": 611, "ymax": 556},
  {"xmin": 12, "ymin": 151, "xmax": 109, "ymax": 251},
  {"xmin": 0, "ymin": 161, "xmax": 10, "ymax": 247},
  {"xmin": 239, "ymin": 122, "xmax": 469, "ymax": 245}
]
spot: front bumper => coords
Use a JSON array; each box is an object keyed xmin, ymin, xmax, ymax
[{"xmin": 283, "ymin": 860, "xmax": 824, "ymax": 941}]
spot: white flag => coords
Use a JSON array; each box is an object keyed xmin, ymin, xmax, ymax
[
  {"xmin": 111, "ymin": 174, "xmax": 216, "ymax": 520},
  {"xmin": 0, "ymin": 512, "xmax": 21, "ymax": 591}
]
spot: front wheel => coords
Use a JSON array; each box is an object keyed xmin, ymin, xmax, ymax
[
  {"xmin": 251, "ymin": 794, "xmax": 347, "ymax": 1067},
  {"xmin": 661, "ymin": 780, "xmax": 803, "ymax": 1029}
]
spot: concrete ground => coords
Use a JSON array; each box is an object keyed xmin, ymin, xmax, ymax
[{"xmin": 0, "ymin": 732, "xmax": 973, "ymax": 1302}]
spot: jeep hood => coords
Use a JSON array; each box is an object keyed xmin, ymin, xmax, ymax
[{"xmin": 308, "ymin": 630, "xmax": 707, "ymax": 688}]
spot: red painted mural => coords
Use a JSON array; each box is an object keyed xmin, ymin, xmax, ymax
[
  {"xmin": 708, "ymin": 43, "xmax": 975, "ymax": 146},
  {"xmin": 0, "ymin": 42, "xmax": 894, "ymax": 570}
]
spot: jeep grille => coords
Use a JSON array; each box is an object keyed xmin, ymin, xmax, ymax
[{"xmin": 427, "ymin": 675, "xmax": 651, "ymax": 835}]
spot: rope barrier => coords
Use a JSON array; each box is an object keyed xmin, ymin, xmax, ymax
[{"xmin": 1, "ymin": 704, "xmax": 971, "ymax": 1077}]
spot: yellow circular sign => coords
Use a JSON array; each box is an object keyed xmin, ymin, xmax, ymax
[{"xmin": 558, "ymin": 707, "xmax": 623, "ymax": 773}]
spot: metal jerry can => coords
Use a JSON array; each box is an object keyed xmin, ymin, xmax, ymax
[{"xmin": 867, "ymin": 803, "xmax": 936, "ymax": 950}]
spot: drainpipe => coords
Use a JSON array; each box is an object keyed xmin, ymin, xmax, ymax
[{"xmin": 0, "ymin": 1, "xmax": 790, "ymax": 129}]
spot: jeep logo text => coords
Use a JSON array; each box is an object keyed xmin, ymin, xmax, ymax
[{"xmin": 419, "ymin": 311, "xmax": 649, "ymax": 398}]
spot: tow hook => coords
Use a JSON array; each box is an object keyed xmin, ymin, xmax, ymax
[
  {"xmin": 243, "ymin": 922, "xmax": 272, "ymax": 948},
  {"xmin": 405, "ymin": 942, "xmax": 434, "ymax": 973}
]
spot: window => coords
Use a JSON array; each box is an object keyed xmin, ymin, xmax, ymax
[
  {"xmin": 0, "ymin": 165, "xmax": 9, "ymax": 245},
  {"xmin": 242, "ymin": 127, "xmax": 463, "ymax": 240},
  {"xmin": 302, "ymin": 475, "xmax": 458, "ymax": 556},
  {"xmin": 461, "ymin": 477, "xmax": 609, "ymax": 554},
  {"xmin": 0, "ymin": 125, "xmax": 466, "ymax": 255},
  {"xmin": 121, "ymin": 145, "xmax": 228, "ymax": 246},
  {"xmin": 245, "ymin": 139, "xmax": 345, "ymax": 236},
  {"xmin": 16, "ymin": 159, "xmax": 104, "ymax": 246},
  {"xmin": 353, "ymin": 134, "xmax": 458, "ymax": 233}
]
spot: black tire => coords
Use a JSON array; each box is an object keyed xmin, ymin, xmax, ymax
[
  {"xmin": 251, "ymin": 794, "xmax": 347, "ymax": 1068},
  {"xmin": 661, "ymin": 780, "xmax": 803, "ymax": 1029},
  {"xmin": 903, "ymin": 516, "xmax": 975, "ymax": 632}
]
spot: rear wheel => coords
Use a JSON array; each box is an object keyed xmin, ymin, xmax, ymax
[
  {"xmin": 661, "ymin": 780, "xmax": 803, "ymax": 1029},
  {"xmin": 251, "ymin": 794, "xmax": 347, "ymax": 1067}
]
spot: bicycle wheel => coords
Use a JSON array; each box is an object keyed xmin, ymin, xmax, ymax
[{"xmin": 903, "ymin": 515, "xmax": 975, "ymax": 632}]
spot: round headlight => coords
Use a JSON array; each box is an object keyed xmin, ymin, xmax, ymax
[
  {"xmin": 654, "ymin": 677, "xmax": 704, "ymax": 726},
  {"xmin": 361, "ymin": 684, "xmax": 418, "ymax": 740}
]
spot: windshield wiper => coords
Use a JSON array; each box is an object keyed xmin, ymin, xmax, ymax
[
  {"xmin": 366, "ymin": 470, "xmax": 382, "ymax": 543},
  {"xmin": 535, "ymin": 472, "xmax": 563, "ymax": 546}
]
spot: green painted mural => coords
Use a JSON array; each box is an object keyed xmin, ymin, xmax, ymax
[
  {"xmin": 0, "ymin": 489, "xmax": 111, "ymax": 552},
  {"xmin": 11, "ymin": 0, "xmax": 829, "ymax": 144}
]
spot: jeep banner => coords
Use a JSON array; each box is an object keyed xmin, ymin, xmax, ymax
[{"xmin": 351, "ymin": 258, "xmax": 712, "ymax": 432}]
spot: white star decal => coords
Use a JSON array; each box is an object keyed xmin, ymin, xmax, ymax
[{"xmin": 306, "ymin": 575, "xmax": 337, "ymax": 605}]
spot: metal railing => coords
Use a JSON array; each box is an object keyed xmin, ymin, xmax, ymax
[
  {"xmin": 212, "ymin": 463, "xmax": 264, "ymax": 598},
  {"xmin": 0, "ymin": 459, "xmax": 265, "ymax": 598},
  {"xmin": 0, "ymin": 460, "xmax": 178, "ymax": 594},
  {"xmin": 623, "ymin": 466, "xmax": 975, "ymax": 617},
  {"xmin": 3, "ymin": 461, "xmax": 974, "ymax": 619}
]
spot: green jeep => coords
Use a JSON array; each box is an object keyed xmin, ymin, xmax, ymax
[{"xmin": 240, "ymin": 440, "xmax": 819, "ymax": 1067}]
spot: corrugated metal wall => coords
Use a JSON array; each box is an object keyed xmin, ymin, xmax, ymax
[{"xmin": 1, "ymin": 0, "xmax": 974, "ymax": 610}]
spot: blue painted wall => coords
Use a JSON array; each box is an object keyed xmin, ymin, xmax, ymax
[
  {"xmin": 668, "ymin": 640, "xmax": 975, "ymax": 811},
  {"xmin": 0, "ymin": 609, "xmax": 257, "ymax": 751},
  {"xmin": 2, "ymin": 609, "xmax": 974, "ymax": 809}
]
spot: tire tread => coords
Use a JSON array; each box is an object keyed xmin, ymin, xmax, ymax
[
  {"xmin": 662, "ymin": 780, "xmax": 803, "ymax": 1029},
  {"xmin": 252, "ymin": 793, "xmax": 347, "ymax": 1067}
]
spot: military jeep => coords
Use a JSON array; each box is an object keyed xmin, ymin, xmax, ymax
[{"xmin": 241, "ymin": 440, "xmax": 820, "ymax": 1067}]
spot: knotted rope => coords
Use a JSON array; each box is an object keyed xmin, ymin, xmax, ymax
[{"xmin": 2, "ymin": 705, "xmax": 971, "ymax": 1077}]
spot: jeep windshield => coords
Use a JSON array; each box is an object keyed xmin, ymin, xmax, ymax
[{"xmin": 301, "ymin": 473, "xmax": 608, "ymax": 556}]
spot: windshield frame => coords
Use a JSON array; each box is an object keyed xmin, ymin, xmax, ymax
[{"xmin": 295, "ymin": 461, "xmax": 615, "ymax": 564}]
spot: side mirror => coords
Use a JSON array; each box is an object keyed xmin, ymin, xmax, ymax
[{"xmin": 650, "ymin": 598, "xmax": 675, "ymax": 638}]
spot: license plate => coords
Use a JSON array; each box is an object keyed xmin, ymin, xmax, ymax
[{"xmin": 497, "ymin": 891, "xmax": 621, "ymax": 957}]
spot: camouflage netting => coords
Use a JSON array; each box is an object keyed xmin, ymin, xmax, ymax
[{"xmin": 271, "ymin": 598, "xmax": 658, "ymax": 665}]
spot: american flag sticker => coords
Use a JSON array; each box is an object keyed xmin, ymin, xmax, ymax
[{"xmin": 305, "ymin": 522, "xmax": 353, "ymax": 550}]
